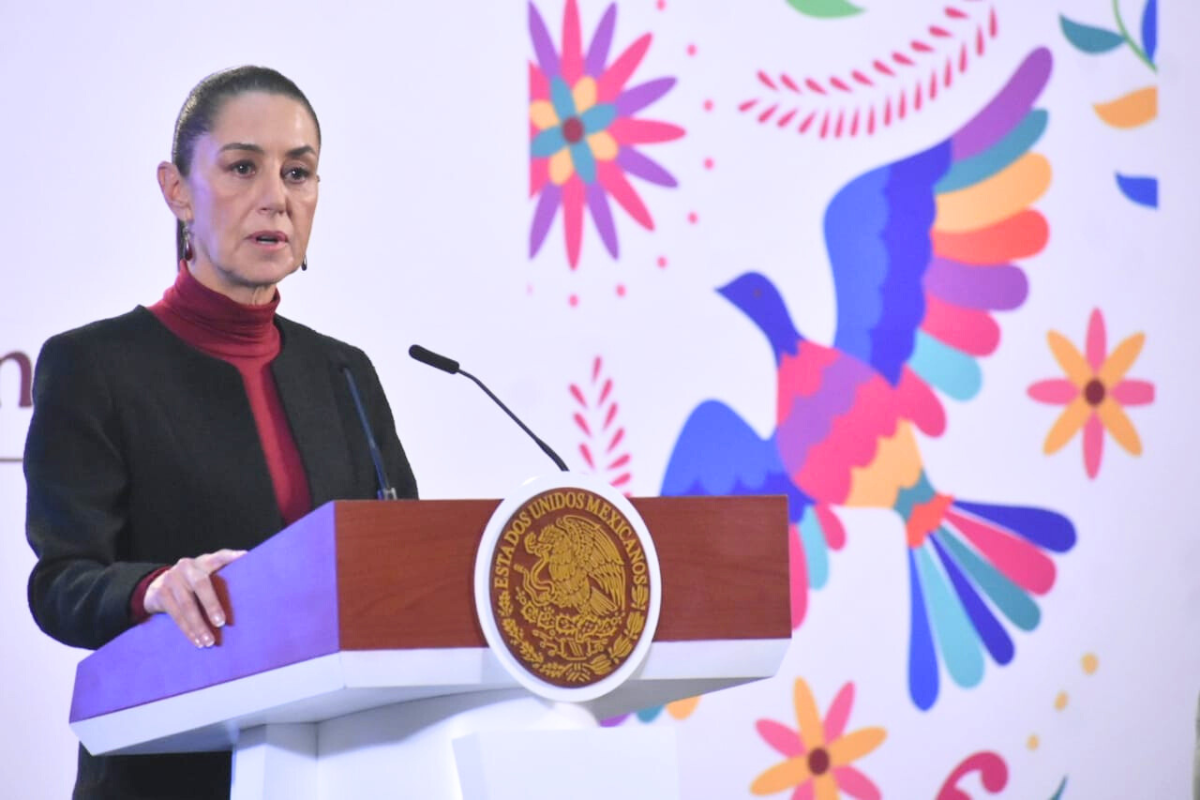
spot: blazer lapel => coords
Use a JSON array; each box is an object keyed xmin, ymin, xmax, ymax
[{"xmin": 271, "ymin": 321, "xmax": 354, "ymax": 508}]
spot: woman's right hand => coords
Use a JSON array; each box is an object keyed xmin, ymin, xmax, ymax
[{"xmin": 143, "ymin": 549, "xmax": 247, "ymax": 647}]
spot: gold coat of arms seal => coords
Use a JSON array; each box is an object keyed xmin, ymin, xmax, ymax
[{"xmin": 475, "ymin": 475, "xmax": 661, "ymax": 701}]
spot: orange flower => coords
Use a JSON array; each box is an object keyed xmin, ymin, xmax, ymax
[
  {"xmin": 1028, "ymin": 309, "xmax": 1154, "ymax": 479},
  {"xmin": 752, "ymin": 679, "xmax": 885, "ymax": 799}
]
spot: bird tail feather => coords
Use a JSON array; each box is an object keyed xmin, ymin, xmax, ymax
[
  {"xmin": 789, "ymin": 504, "xmax": 846, "ymax": 629},
  {"xmin": 907, "ymin": 498, "xmax": 1076, "ymax": 709}
]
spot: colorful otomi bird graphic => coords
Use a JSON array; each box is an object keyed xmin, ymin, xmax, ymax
[{"xmin": 662, "ymin": 48, "xmax": 1075, "ymax": 710}]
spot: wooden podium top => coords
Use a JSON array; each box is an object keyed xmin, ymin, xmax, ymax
[{"xmin": 70, "ymin": 495, "xmax": 790, "ymax": 754}]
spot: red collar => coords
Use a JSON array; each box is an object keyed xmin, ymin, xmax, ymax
[{"xmin": 149, "ymin": 265, "xmax": 281, "ymax": 360}]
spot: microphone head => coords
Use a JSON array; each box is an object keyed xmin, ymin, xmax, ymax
[{"xmin": 409, "ymin": 344, "xmax": 460, "ymax": 375}]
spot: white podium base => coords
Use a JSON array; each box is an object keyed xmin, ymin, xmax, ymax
[
  {"xmin": 454, "ymin": 726, "xmax": 679, "ymax": 800},
  {"xmin": 230, "ymin": 690, "xmax": 680, "ymax": 799}
]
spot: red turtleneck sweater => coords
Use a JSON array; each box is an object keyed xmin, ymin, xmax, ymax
[{"xmin": 130, "ymin": 267, "xmax": 312, "ymax": 619}]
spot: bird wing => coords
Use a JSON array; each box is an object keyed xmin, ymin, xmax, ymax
[
  {"xmin": 661, "ymin": 400, "xmax": 810, "ymax": 523},
  {"xmin": 587, "ymin": 562, "xmax": 625, "ymax": 616},
  {"xmin": 575, "ymin": 518, "xmax": 625, "ymax": 611},
  {"xmin": 828, "ymin": 48, "xmax": 1053, "ymax": 436}
]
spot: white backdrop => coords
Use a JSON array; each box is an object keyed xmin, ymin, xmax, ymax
[{"xmin": 1, "ymin": 1, "xmax": 1198, "ymax": 798}]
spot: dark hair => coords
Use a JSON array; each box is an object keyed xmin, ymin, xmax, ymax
[{"xmin": 171, "ymin": 66, "xmax": 322, "ymax": 261}]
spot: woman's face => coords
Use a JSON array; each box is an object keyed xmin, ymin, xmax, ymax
[{"xmin": 178, "ymin": 91, "xmax": 319, "ymax": 304}]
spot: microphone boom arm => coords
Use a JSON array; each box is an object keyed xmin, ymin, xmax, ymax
[
  {"xmin": 458, "ymin": 368, "xmax": 569, "ymax": 473},
  {"xmin": 342, "ymin": 365, "xmax": 400, "ymax": 499},
  {"xmin": 409, "ymin": 344, "xmax": 570, "ymax": 473}
]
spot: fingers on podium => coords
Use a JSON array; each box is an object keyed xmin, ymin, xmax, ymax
[{"xmin": 148, "ymin": 549, "xmax": 247, "ymax": 648}]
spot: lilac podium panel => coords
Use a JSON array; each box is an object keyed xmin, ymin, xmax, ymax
[{"xmin": 71, "ymin": 504, "xmax": 341, "ymax": 724}]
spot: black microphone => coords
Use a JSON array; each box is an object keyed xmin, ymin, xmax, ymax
[
  {"xmin": 409, "ymin": 344, "xmax": 569, "ymax": 472},
  {"xmin": 340, "ymin": 364, "xmax": 399, "ymax": 499}
]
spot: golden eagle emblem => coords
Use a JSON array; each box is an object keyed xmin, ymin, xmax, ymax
[
  {"xmin": 489, "ymin": 489, "xmax": 652, "ymax": 687},
  {"xmin": 518, "ymin": 514, "xmax": 625, "ymax": 618}
]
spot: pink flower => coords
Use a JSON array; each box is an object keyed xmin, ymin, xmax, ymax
[
  {"xmin": 529, "ymin": 0, "xmax": 684, "ymax": 268},
  {"xmin": 1028, "ymin": 308, "xmax": 1154, "ymax": 478},
  {"xmin": 752, "ymin": 679, "xmax": 885, "ymax": 799}
]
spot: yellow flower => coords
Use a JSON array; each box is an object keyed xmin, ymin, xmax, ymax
[
  {"xmin": 752, "ymin": 679, "xmax": 885, "ymax": 799},
  {"xmin": 1029, "ymin": 309, "xmax": 1154, "ymax": 479}
]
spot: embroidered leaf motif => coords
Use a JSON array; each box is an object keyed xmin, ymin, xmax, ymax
[
  {"xmin": 1115, "ymin": 174, "xmax": 1157, "ymax": 208},
  {"xmin": 786, "ymin": 0, "xmax": 864, "ymax": 19},
  {"xmin": 569, "ymin": 356, "xmax": 632, "ymax": 492},
  {"xmin": 1141, "ymin": 0, "xmax": 1157, "ymax": 63},
  {"xmin": 1093, "ymin": 86, "xmax": 1157, "ymax": 128},
  {"xmin": 1059, "ymin": 15, "xmax": 1123, "ymax": 53}
]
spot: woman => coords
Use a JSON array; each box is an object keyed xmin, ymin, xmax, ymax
[{"xmin": 24, "ymin": 66, "xmax": 418, "ymax": 799}]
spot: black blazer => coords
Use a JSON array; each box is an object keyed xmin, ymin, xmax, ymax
[{"xmin": 25, "ymin": 307, "xmax": 418, "ymax": 798}]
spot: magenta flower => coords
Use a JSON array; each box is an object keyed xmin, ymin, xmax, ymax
[{"xmin": 529, "ymin": 0, "xmax": 685, "ymax": 268}]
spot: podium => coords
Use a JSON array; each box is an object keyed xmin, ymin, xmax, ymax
[{"xmin": 70, "ymin": 496, "xmax": 790, "ymax": 798}]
